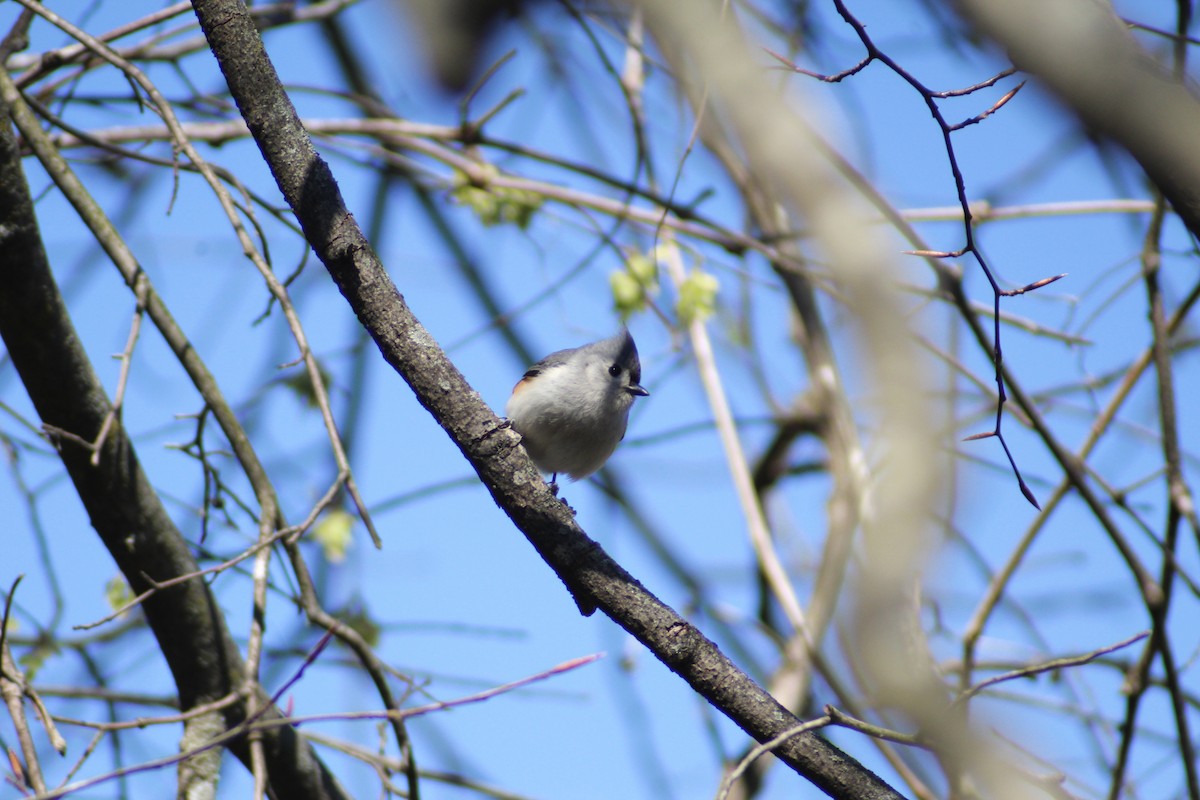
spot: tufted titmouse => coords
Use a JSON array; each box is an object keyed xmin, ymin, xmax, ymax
[{"xmin": 505, "ymin": 329, "xmax": 649, "ymax": 490}]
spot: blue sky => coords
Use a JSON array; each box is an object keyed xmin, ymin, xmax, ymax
[{"xmin": 2, "ymin": 1, "xmax": 1198, "ymax": 798}]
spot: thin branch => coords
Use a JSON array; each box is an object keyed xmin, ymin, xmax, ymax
[
  {"xmin": 715, "ymin": 716, "xmax": 833, "ymax": 800},
  {"xmin": 955, "ymin": 631, "xmax": 1150, "ymax": 705}
]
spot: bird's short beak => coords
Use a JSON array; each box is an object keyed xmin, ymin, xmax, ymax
[{"xmin": 627, "ymin": 384, "xmax": 649, "ymax": 397}]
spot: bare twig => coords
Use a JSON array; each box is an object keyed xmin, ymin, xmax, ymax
[{"xmin": 956, "ymin": 631, "xmax": 1149, "ymax": 705}]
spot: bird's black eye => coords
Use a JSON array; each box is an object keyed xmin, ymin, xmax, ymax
[{"xmin": 608, "ymin": 363, "xmax": 622, "ymax": 377}]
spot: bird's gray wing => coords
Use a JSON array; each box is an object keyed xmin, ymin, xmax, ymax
[{"xmin": 522, "ymin": 346, "xmax": 577, "ymax": 378}]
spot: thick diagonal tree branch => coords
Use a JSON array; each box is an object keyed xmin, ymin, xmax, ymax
[
  {"xmin": 0, "ymin": 73, "xmax": 349, "ymax": 800},
  {"xmin": 187, "ymin": 0, "xmax": 901, "ymax": 797}
]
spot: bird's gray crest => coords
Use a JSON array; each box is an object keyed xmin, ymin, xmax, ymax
[{"xmin": 602, "ymin": 328, "xmax": 641, "ymax": 384}]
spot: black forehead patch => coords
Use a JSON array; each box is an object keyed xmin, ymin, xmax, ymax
[{"xmin": 615, "ymin": 330, "xmax": 640, "ymax": 380}]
